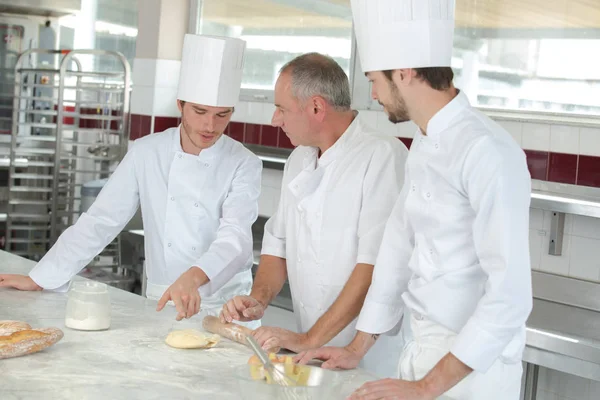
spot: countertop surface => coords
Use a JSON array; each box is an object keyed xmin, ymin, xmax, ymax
[{"xmin": 0, "ymin": 250, "xmax": 380, "ymax": 400}]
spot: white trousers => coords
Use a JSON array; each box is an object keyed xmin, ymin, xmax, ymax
[{"xmin": 399, "ymin": 313, "xmax": 522, "ymax": 400}]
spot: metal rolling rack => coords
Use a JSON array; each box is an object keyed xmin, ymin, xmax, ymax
[{"xmin": 5, "ymin": 49, "xmax": 132, "ymax": 287}]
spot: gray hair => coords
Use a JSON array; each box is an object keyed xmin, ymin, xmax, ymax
[{"xmin": 280, "ymin": 53, "xmax": 351, "ymax": 111}]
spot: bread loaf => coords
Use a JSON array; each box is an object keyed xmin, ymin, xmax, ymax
[
  {"xmin": 0, "ymin": 326, "xmax": 64, "ymax": 360},
  {"xmin": 0, "ymin": 320, "xmax": 32, "ymax": 336}
]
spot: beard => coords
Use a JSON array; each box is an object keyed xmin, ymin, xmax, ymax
[{"xmin": 382, "ymin": 80, "xmax": 410, "ymax": 124}]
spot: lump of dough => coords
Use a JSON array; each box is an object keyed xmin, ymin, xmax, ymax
[{"xmin": 165, "ymin": 329, "xmax": 220, "ymax": 349}]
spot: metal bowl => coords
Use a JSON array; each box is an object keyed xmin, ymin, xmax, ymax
[{"xmin": 233, "ymin": 363, "xmax": 344, "ymax": 400}]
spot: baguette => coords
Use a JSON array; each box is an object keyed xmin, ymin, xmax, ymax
[
  {"xmin": 0, "ymin": 327, "xmax": 64, "ymax": 360},
  {"xmin": 0, "ymin": 320, "xmax": 32, "ymax": 336}
]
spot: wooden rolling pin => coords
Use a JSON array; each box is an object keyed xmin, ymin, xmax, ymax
[{"xmin": 202, "ymin": 316, "xmax": 280, "ymax": 353}]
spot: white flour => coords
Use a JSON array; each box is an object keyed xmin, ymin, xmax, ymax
[{"xmin": 65, "ymin": 316, "xmax": 110, "ymax": 331}]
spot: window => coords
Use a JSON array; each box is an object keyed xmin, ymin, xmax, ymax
[
  {"xmin": 452, "ymin": 0, "xmax": 600, "ymax": 115},
  {"xmin": 196, "ymin": 0, "xmax": 353, "ymax": 100}
]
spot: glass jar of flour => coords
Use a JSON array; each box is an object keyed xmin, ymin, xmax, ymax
[{"xmin": 65, "ymin": 281, "xmax": 111, "ymax": 331}]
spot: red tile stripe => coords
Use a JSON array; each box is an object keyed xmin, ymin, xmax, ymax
[{"xmin": 129, "ymin": 117, "xmax": 600, "ymax": 189}]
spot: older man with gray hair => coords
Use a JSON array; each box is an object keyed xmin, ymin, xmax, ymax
[{"xmin": 220, "ymin": 53, "xmax": 408, "ymax": 377}]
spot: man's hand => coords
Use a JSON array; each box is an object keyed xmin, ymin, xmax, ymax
[
  {"xmin": 220, "ymin": 295, "xmax": 265, "ymax": 323},
  {"xmin": 294, "ymin": 346, "xmax": 362, "ymax": 370},
  {"xmin": 348, "ymin": 378, "xmax": 434, "ymax": 400},
  {"xmin": 0, "ymin": 274, "xmax": 42, "ymax": 291},
  {"xmin": 251, "ymin": 327, "xmax": 314, "ymax": 353},
  {"xmin": 156, "ymin": 267, "xmax": 207, "ymax": 320}
]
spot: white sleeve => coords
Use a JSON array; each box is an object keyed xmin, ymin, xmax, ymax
[
  {"xmin": 195, "ymin": 155, "xmax": 262, "ymax": 296},
  {"xmin": 356, "ymin": 171, "xmax": 414, "ymax": 335},
  {"xmin": 29, "ymin": 143, "xmax": 141, "ymax": 291},
  {"xmin": 356, "ymin": 141, "xmax": 407, "ymax": 265},
  {"xmin": 261, "ymin": 159, "xmax": 291, "ymax": 259},
  {"xmin": 451, "ymin": 137, "xmax": 533, "ymax": 372}
]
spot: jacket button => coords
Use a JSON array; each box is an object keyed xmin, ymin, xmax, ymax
[
  {"xmin": 192, "ymin": 247, "xmax": 196, "ymax": 251},
  {"xmin": 168, "ymin": 243, "xmax": 172, "ymax": 247},
  {"xmin": 204, "ymin": 163, "xmax": 209, "ymax": 167},
  {"xmin": 426, "ymin": 192, "xmax": 431, "ymax": 198},
  {"xmin": 170, "ymin": 196, "xmax": 174, "ymax": 201},
  {"xmin": 178, "ymin": 154, "xmax": 182, "ymax": 158},
  {"xmin": 194, "ymin": 203, "xmax": 199, "ymax": 207}
]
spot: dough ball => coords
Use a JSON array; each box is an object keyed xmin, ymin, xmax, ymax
[{"xmin": 165, "ymin": 329, "xmax": 220, "ymax": 349}]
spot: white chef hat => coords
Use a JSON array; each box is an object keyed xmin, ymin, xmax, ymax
[
  {"xmin": 177, "ymin": 34, "xmax": 246, "ymax": 107},
  {"xmin": 351, "ymin": 0, "xmax": 455, "ymax": 72}
]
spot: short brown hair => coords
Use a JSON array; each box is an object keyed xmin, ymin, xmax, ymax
[{"xmin": 382, "ymin": 67, "xmax": 453, "ymax": 91}]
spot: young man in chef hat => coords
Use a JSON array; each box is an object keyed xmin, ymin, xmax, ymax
[
  {"xmin": 220, "ymin": 52, "xmax": 409, "ymax": 378},
  {"xmin": 0, "ymin": 35, "xmax": 262, "ymax": 328},
  {"xmin": 296, "ymin": 1, "xmax": 533, "ymax": 399}
]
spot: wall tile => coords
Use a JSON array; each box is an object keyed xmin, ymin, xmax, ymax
[
  {"xmin": 231, "ymin": 101, "xmax": 250, "ymax": 123},
  {"xmin": 550, "ymin": 125, "xmax": 579, "ymax": 154},
  {"xmin": 530, "ymin": 208, "xmax": 544, "ymax": 230},
  {"xmin": 279, "ymin": 130, "xmax": 294, "ymax": 149},
  {"xmin": 140, "ymin": 115, "xmax": 152, "ymax": 138},
  {"xmin": 153, "ymin": 59, "xmax": 181, "ymax": 89},
  {"xmin": 263, "ymin": 103, "xmax": 276, "ymax": 125},
  {"xmin": 376, "ymin": 111, "xmax": 398, "ymax": 136},
  {"xmin": 258, "ymin": 186, "xmax": 277, "ymax": 218},
  {"xmin": 399, "ymin": 137, "xmax": 413, "ymax": 150},
  {"xmin": 547, "ymin": 153, "xmax": 577, "ymax": 185},
  {"xmin": 524, "ymin": 150, "xmax": 549, "ymax": 180},
  {"xmin": 588, "ymin": 380, "xmax": 600, "ymax": 400},
  {"xmin": 569, "ymin": 236, "xmax": 600, "ymax": 282},
  {"xmin": 577, "ymin": 155, "xmax": 600, "ymax": 188},
  {"xmin": 397, "ymin": 121, "xmax": 418, "ymax": 138},
  {"xmin": 228, "ymin": 122, "xmax": 245, "ymax": 142},
  {"xmin": 152, "ymin": 87, "xmax": 179, "ymax": 117},
  {"xmin": 359, "ymin": 110, "xmax": 379, "ymax": 129},
  {"xmin": 535, "ymin": 390, "xmax": 558, "ymax": 400},
  {"xmin": 130, "ymin": 86, "xmax": 155, "ymax": 116},
  {"xmin": 262, "ymin": 169, "xmax": 284, "ymax": 189},
  {"xmin": 522, "ymin": 122, "xmax": 551, "ymax": 151},
  {"xmin": 246, "ymin": 102, "xmax": 266, "ymax": 124},
  {"xmin": 260, "ymin": 125, "xmax": 279, "ymax": 148},
  {"xmin": 129, "ymin": 114, "xmax": 142, "ymax": 140},
  {"xmin": 132, "ymin": 58, "xmax": 158, "ymax": 87},
  {"xmin": 498, "ymin": 120, "xmax": 523, "ymax": 146},
  {"xmin": 529, "ymin": 229, "xmax": 543, "ymax": 271},
  {"xmin": 572, "ymin": 215, "xmax": 600, "ymax": 240},
  {"xmin": 244, "ymin": 123, "xmax": 261, "ymax": 145},
  {"xmin": 153, "ymin": 116, "xmax": 178, "ymax": 133},
  {"xmin": 579, "ymin": 127, "xmax": 600, "ymax": 157}
]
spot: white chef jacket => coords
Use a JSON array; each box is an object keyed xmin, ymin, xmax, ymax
[
  {"xmin": 29, "ymin": 126, "xmax": 262, "ymax": 309},
  {"xmin": 356, "ymin": 91, "xmax": 533, "ymax": 373},
  {"xmin": 261, "ymin": 115, "xmax": 408, "ymax": 349}
]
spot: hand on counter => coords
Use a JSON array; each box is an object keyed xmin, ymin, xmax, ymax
[
  {"xmin": 294, "ymin": 346, "xmax": 362, "ymax": 370},
  {"xmin": 220, "ymin": 295, "xmax": 265, "ymax": 323},
  {"xmin": 0, "ymin": 274, "xmax": 42, "ymax": 291},
  {"xmin": 346, "ymin": 379, "xmax": 433, "ymax": 400},
  {"xmin": 156, "ymin": 267, "xmax": 207, "ymax": 320},
  {"xmin": 251, "ymin": 327, "xmax": 314, "ymax": 353}
]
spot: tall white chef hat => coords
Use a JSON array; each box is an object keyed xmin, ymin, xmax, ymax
[
  {"xmin": 351, "ymin": 0, "xmax": 456, "ymax": 72},
  {"xmin": 177, "ymin": 34, "xmax": 246, "ymax": 107}
]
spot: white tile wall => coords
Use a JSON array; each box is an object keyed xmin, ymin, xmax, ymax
[
  {"xmin": 376, "ymin": 111, "xmax": 398, "ymax": 136},
  {"xmin": 522, "ymin": 122, "xmax": 551, "ymax": 151},
  {"xmin": 538, "ymin": 367, "xmax": 593, "ymax": 400},
  {"xmin": 358, "ymin": 110, "xmax": 379, "ymax": 129},
  {"xmin": 152, "ymin": 87, "xmax": 179, "ymax": 117},
  {"xmin": 529, "ymin": 229, "xmax": 544, "ymax": 271},
  {"xmin": 530, "ymin": 209, "xmax": 544, "ymax": 230},
  {"xmin": 130, "ymin": 86, "xmax": 155, "ymax": 115},
  {"xmin": 579, "ymin": 127, "xmax": 600, "ymax": 157},
  {"xmin": 258, "ymin": 169, "xmax": 283, "ymax": 218},
  {"xmin": 550, "ymin": 125, "xmax": 580, "ymax": 155},
  {"xmin": 572, "ymin": 215, "xmax": 600, "ymax": 240},
  {"xmin": 569, "ymin": 236, "xmax": 600, "ymax": 281},
  {"xmin": 540, "ymin": 233, "xmax": 571, "ymax": 276},
  {"xmin": 397, "ymin": 121, "xmax": 418, "ymax": 138},
  {"xmin": 498, "ymin": 120, "xmax": 523, "ymax": 146},
  {"xmin": 542, "ymin": 211, "xmax": 573, "ymax": 235},
  {"xmin": 153, "ymin": 59, "xmax": 181, "ymax": 89}
]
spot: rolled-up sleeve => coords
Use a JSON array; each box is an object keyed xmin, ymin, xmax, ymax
[
  {"xmin": 261, "ymin": 160, "xmax": 291, "ymax": 259},
  {"xmin": 195, "ymin": 154, "xmax": 262, "ymax": 295},
  {"xmin": 451, "ymin": 138, "xmax": 532, "ymax": 372}
]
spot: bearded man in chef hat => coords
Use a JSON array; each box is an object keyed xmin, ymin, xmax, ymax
[
  {"xmin": 0, "ymin": 35, "xmax": 262, "ymax": 329},
  {"xmin": 296, "ymin": 1, "xmax": 533, "ymax": 399}
]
